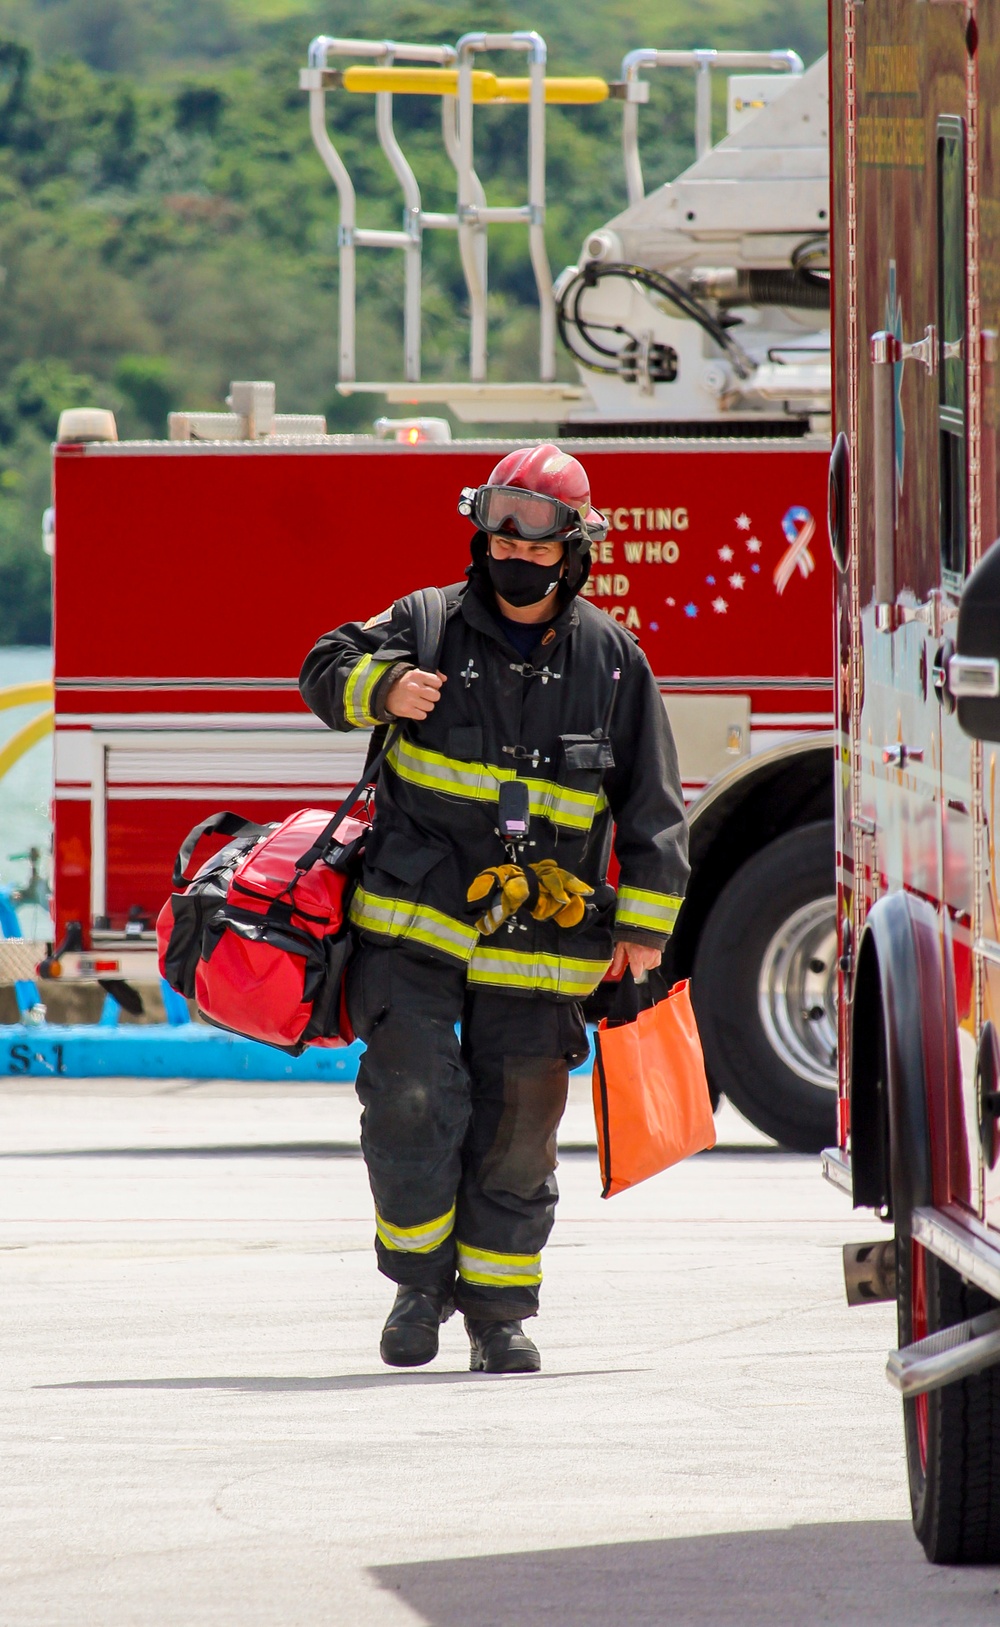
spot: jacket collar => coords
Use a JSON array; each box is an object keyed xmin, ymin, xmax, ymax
[{"xmin": 460, "ymin": 573, "xmax": 580, "ymax": 657}]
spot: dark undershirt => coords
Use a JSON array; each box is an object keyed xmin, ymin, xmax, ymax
[{"xmin": 494, "ymin": 612, "xmax": 554, "ymax": 661}]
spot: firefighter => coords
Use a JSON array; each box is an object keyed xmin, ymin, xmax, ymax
[{"xmin": 300, "ymin": 443, "xmax": 688, "ymax": 1373}]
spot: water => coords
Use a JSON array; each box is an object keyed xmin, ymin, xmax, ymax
[{"xmin": 0, "ymin": 646, "xmax": 54, "ymax": 937}]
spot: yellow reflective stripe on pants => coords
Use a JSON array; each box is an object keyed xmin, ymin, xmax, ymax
[
  {"xmin": 615, "ymin": 884, "xmax": 683, "ymax": 935},
  {"xmin": 344, "ymin": 654, "xmax": 393, "ymax": 727},
  {"xmin": 376, "ymin": 1203, "xmax": 456, "ymax": 1254},
  {"xmin": 350, "ymin": 885, "xmax": 479, "ymax": 962},
  {"xmin": 457, "ymin": 1241, "xmax": 542, "ymax": 1289},
  {"xmin": 387, "ymin": 734, "xmax": 606, "ymax": 833},
  {"xmin": 468, "ymin": 945, "xmax": 610, "ymax": 998}
]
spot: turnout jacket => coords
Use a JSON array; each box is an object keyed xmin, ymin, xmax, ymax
[{"xmin": 299, "ymin": 576, "xmax": 689, "ymax": 1001}]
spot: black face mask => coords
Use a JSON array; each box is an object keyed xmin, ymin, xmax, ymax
[{"xmin": 487, "ymin": 551, "xmax": 563, "ymax": 608}]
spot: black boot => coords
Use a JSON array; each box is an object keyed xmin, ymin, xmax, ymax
[
  {"xmin": 466, "ymin": 1316, "xmax": 541, "ymax": 1374},
  {"xmin": 380, "ymin": 1286, "xmax": 453, "ymax": 1368}
]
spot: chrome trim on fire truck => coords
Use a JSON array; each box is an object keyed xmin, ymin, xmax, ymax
[
  {"xmin": 975, "ymin": 937, "xmax": 1000, "ymax": 968},
  {"xmin": 59, "ymin": 437, "xmax": 830, "ymax": 457},
  {"xmin": 56, "ymin": 676, "xmax": 302, "ymax": 690},
  {"xmin": 912, "ymin": 1206, "xmax": 1000, "ymax": 1304},
  {"xmin": 37, "ymin": 950, "xmax": 163, "ymax": 985},
  {"xmin": 887, "ymin": 1310, "xmax": 1000, "ymax": 1398},
  {"xmin": 687, "ymin": 734, "xmax": 830, "ymax": 831},
  {"xmin": 821, "ymin": 1145, "xmax": 852, "ymax": 1196},
  {"xmin": 654, "ymin": 675, "xmax": 833, "ymax": 690}
]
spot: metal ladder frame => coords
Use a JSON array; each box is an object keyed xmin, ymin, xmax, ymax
[
  {"xmin": 455, "ymin": 30, "xmax": 554, "ymax": 384},
  {"xmin": 301, "ymin": 35, "xmax": 462, "ymax": 384},
  {"xmin": 616, "ymin": 47, "xmax": 804, "ymax": 207},
  {"xmin": 301, "ymin": 30, "xmax": 556, "ymax": 387}
]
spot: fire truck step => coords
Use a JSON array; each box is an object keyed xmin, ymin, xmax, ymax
[
  {"xmin": 886, "ymin": 1308, "xmax": 1000, "ymax": 1398},
  {"xmin": 843, "ymin": 1239, "xmax": 897, "ymax": 1305}
]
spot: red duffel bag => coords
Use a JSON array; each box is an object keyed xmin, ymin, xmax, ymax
[
  {"xmin": 158, "ymin": 797, "xmax": 370, "ymax": 1053},
  {"xmin": 196, "ymin": 804, "xmax": 366, "ymax": 1050},
  {"xmin": 157, "ymin": 585, "xmax": 448, "ymax": 1052}
]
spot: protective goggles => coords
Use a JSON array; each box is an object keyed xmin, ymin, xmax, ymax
[{"xmin": 458, "ymin": 483, "xmax": 607, "ymax": 543}]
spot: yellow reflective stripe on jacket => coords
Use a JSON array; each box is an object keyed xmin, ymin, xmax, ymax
[
  {"xmin": 350, "ymin": 885, "xmax": 478, "ymax": 962},
  {"xmin": 615, "ymin": 884, "xmax": 683, "ymax": 936},
  {"xmin": 457, "ymin": 1241, "xmax": 542, "ymax": 1289},
  {"xmin": 387, "ymin": 735, "xmax": 607, "ymax": 833},
  {"xmin": 344, "ymin": 654, "xmax": 393, "ymax": 727},
  {"xmin": 468, "ymin": 945, "xmax": 610, "ymax": 998},
  {"xmin": 376, "ymin": 1204, "xmax": 455, "ymax": 1255}
]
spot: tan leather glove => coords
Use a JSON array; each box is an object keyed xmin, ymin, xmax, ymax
[
  {"xmin": 528, "ymin": 860, "xmax": 594, "ymax": 929},
  {"xmin": 467, "ymin": 864, "xmax": 529, "ymax": 936}
]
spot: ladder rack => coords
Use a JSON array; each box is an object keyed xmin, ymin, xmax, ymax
[{"xmin": 300, "ymin": 30, "xmax": 811, "ymax": 412}]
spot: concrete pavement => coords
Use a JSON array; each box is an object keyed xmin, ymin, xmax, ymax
[{"xmin": 0, "ymin": 1080, "xmax": 996, "ymax": 1623}]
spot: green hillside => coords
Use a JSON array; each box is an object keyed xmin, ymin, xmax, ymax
[{"xmin": 0, "ymin": 0, "xmax": 826, "ymax": 642}]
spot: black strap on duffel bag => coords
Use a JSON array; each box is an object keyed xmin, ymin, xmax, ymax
[{"xmin": 157, "ymin": 584, "xmax": 449, "ymax": 1007}]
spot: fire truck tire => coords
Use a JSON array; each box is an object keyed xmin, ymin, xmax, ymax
[
  {"xmin": 896, "ymin": 1232, "xmax": 1000, "ymax": 1563},
  {"xmin": 691, "ymin": 821, "xmax": 837, "ymax": 1153}
]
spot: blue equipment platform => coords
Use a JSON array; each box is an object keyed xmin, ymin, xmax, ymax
[{"xmin": 0, "ymin": 1022, "xmax": 366, "ymax": 1081}]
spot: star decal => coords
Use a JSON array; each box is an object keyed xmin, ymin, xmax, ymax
[
  {"xmin": 746, "ymin": 537, "xmax": 762, "ymax": 554},
  {"xmin": 706, "ymin": 574, "xmax": 716, "ymax": 585},
  {"xmin": 718, "ymin": 545, "xmax": 734, "ymax": 562},
  {"xmin": 735, "ymin": 514, "xmax": 751, "ymax": 530},
  {"xmin": 712, "ymin": 596, "xmax": 728, "ymax": 614},
  {"xmin": 665, "ymin": 596, "xmax": 676, "ymax": 607},
  {"xmin": 684, "ymin": 602, "xmax": 698, "ymax": 618},
  {"xmin": 729, "ymin": 573, "xmax": 745, "ymax": 589}
]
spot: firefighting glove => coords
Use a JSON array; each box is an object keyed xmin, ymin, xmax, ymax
[
  {"xmin": 527, "ymin": 860, "xmax": 594, "ymax": 929},
  {"xmin": 467, "ymin": 864, "xmax": 529, "ymax": 936}
]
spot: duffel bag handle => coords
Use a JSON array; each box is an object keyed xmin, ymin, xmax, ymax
[{"xmin": 173, "ymin": 811, "xmax": 266, "ymax": 890}]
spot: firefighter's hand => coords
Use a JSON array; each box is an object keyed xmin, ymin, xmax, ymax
[
  {"xmin": 467, "ymin": 864, "xmax": 529, "ymax": 936},
  {"xmin": 385, "ymin": 668, "xmax": 446, "ymax": 721},
  {"xmin": 610, "ymin": 940, "xmax": 662, "ymax": 982},
  {"xmin": 528, "ymin": 860, "xmax": 593, "ymax": 929}
]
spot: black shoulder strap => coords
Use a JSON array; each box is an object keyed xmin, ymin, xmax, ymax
[
  {"xmin": 294, "ymin": 586, "xmax": 450, "ymax": 872},
  {"xmin": 408, "ymin": 583, "xmax": 449, "ymax": 673},
  {"xmin": 361, "ymin": 584, "xmax": 449, "ymax": 778}
]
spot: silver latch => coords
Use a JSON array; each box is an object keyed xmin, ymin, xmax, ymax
[
  {"xmin": 882, "ymin": 743, "xmax": 924, "ymax": 768},
  {"xmin": 901, "ymin": 325, "xmax": 937, "ymax": 375},
  {"xmin": 948, "ymin": 655, "xmax": 1000, "ymax": 699}
]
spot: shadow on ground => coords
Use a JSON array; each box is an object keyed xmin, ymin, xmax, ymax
[
  {"xmin": 369, "ymin": 1522, "xmax": 1000, "ymax": 1627},
  {"xmin": 38, "ymin": 1369, "xmax": 639, "ymax": 1393}
]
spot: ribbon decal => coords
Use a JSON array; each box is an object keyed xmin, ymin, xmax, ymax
[{"xmin": 774, "ymin": 506, "xmax": 816, "ymax": 595}]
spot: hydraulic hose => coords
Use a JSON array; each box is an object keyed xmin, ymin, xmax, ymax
[
  {"xmin": 742, "ymin": 270, "xmax": 829, "ymax": 310},
  {"xmin": 556, "ymin": 262, "xmax": 756, "ymax": 382}
]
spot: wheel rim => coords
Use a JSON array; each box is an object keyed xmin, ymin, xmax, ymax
[{"xmin": 757, "ymin": 895, "xmax": 838, "ymax": 1089}]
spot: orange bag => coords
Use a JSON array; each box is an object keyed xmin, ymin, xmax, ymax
[{"xmin": 592, "ymin": 977, "xmax": 716, "ymax": 1196}]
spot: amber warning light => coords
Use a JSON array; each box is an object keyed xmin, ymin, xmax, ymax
[{"xmin": 374, "ymin": 416, "xmax": 452, "ymax": 446}]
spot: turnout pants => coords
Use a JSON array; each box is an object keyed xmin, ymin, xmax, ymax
[{"xmin": 346, "ymin": 942, "xmax": 589, "ymax": 1321}]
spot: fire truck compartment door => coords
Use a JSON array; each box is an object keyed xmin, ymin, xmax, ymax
[{"xmin": 661, "ymin": 694, "xmax": 750, "ymax": 784}]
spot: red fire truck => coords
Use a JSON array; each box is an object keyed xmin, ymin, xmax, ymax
[
  {"xmin": 827, "ymin": 0, "xmax": 1000, "ymax": 1563},
  {"xmin": 28, "ymin": 28, "xmax": 836, "ymax": 1150}
]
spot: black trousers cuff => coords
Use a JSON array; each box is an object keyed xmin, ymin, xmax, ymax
[
  {"xmin": 375, "ymin": 1239, "xmax": 456, "ymax": 1293},
  {"xmin": 455, "ymin": 1286, "xmax": 539, "ymax": 1322}
]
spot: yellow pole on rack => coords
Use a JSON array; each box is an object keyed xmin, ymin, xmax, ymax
[
  {"xmin": 339, "ymin": 66, "xmax": 609, "ymax": 104},
  {"xmin": 0, "ymin": 709, "xmax": 54, "ymax": 782},
  {"xmin": 493, "ymin": 77, "xmax": 609, "ymax": 103},
  {"xmin": 0, "ymin": 680, "xmax": 54, "ymax": 711}
]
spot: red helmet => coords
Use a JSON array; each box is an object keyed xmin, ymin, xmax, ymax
[{"xmin": 459, "ymin": 443, "xmax": 606, "ymax": 592}]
